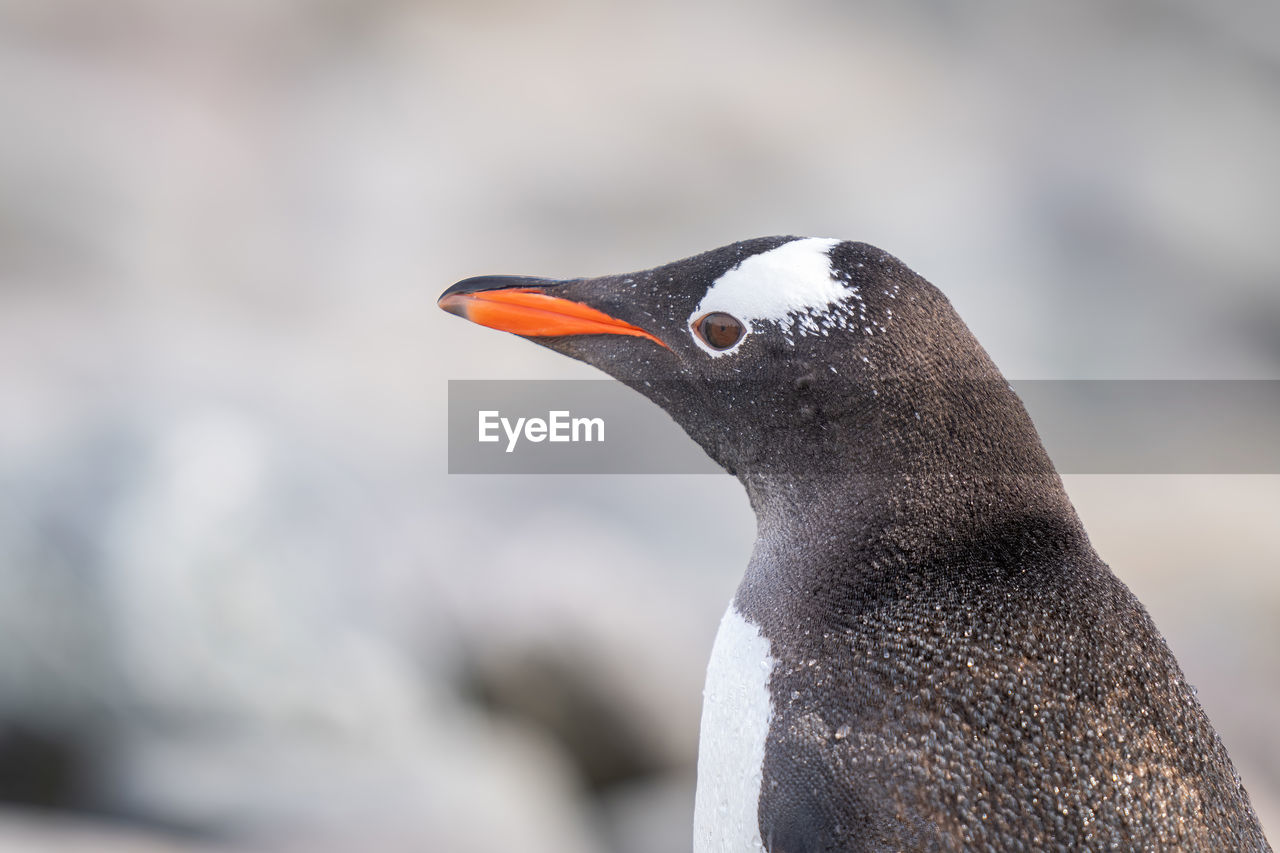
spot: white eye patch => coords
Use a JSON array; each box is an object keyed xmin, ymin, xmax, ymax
[{"xmin": 689, "ymin": 237, "xmax": 853, "ymax": 356}]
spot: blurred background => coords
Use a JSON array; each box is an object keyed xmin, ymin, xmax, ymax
[{"xmin": 1, "ymin": 0, "xmax": 1277, "ymax": 850}]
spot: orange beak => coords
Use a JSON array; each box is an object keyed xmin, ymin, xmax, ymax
[{"xmin": 438, "ymin": 287, "xmax": 667, "ymax": 349}]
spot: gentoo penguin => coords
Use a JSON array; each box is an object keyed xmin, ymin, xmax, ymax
[{"xmin": 438, "ymin": 237, "xmax": 1270, "ymax": 851}]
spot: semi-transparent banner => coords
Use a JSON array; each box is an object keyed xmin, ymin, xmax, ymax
[{"xmin": 447, "ymin": 380, "xmax": 1280, "ymax": 474}]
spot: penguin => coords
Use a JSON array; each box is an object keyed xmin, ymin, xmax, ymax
[{"xmin": 438, "ymin": 237, "xmax": 1270, "ymax": 851}]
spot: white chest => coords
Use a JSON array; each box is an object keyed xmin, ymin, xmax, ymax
[{"xmin": 693, "ymin": 604, "xmax": 776, "ymax": 853}]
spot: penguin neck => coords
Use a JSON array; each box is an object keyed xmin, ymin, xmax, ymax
[
  {"xmin": 737, "ymin": 382, "xmax": 1089, "ymax": 587},
  {"xmin": 747, "ymin": 466, "xmax": 1081, "ymax": 553}
]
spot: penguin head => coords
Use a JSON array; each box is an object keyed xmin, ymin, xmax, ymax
[{"xmin": 440, "ymin": 237, "xmax": 1016, "ymax": 486}]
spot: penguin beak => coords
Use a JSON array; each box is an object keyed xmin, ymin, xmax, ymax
[{"xmin": 438, "ymin": 275, "xmax": 667, "ymax": 349}]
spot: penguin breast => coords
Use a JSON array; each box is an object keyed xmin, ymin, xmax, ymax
[{"xmin": 693, "ymin": 604, "xmax": 775, "ymax": 853}]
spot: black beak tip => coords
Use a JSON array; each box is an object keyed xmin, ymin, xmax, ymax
[{"xmin": 437, "ymin": 292, "xmax": 468, "ymax": 318}]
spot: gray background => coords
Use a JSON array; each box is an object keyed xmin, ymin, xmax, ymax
[{"xmin": 1, "ymin": 1, "xmax": 1277, "ymax": 850}]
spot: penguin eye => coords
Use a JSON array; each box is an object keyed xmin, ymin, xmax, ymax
[{"xmin": 695, "ymin": 312, "xmax": 744, "ymax": 350}]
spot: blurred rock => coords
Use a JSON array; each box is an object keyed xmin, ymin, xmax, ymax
[
  {"xmin": 0, "ymin": 807, "xmax": 227, "ymax": 853},
  {"xmin": 0, "ymin": 418, "xmax": 604, "ymax": 853},
  {"xmin": 597, "ymin": 773, "xmax": 697, "ymax": 853},
  {"xmin": 459, "ymin": 642, "xmax": 676, "ymax": 792},
  {"xmin": 0, "ymin": 725, "xmax": 88, "ymax": 809}
]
